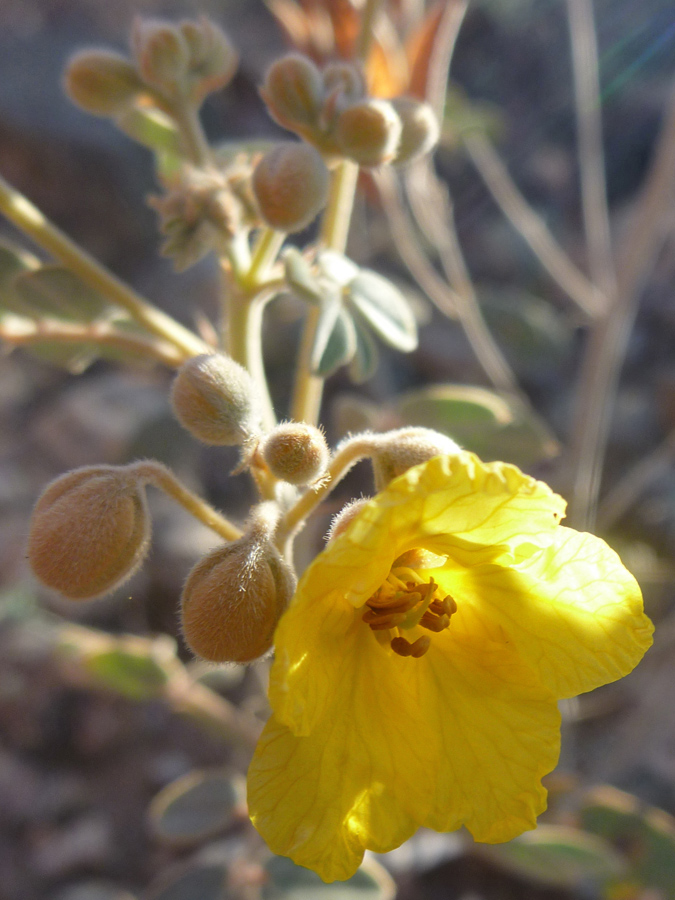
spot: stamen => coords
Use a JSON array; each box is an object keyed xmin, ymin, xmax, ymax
[
  {"xmin": 391, "ymin": 635, "xmax": 431, "ymax": 658},
  {"xmin": 363, "ymin": 566, "xmax": 457, "ymax": 661}
]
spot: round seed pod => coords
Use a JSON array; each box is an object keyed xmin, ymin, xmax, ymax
[
  {"xmin": 259, "ymin": 422, "xmax": 329, "ymax": 485},
  {"xmin": 170, "ymin": 353, "xmax": 262, "ymax": 446},
  {"xmin": 371, "ymin": 427, "xmax": 461, "ymax": 490},
  {"xmin": 335, "ymin": 99, "xmax": 402, "ymax": 167},
  {"xmin": 391, "ymin": 97, "xmax": 440, "ymax": 165},
  {"xmin": 181, "ymin": 538, "xmax": 295, "ymax": 663},
  {"xmin": 28, "ymin": 466, "xmax": 150, "ymax": 600},
  {"xmin": 64, "ymin": 50, "xmax": 144, "ymax": 116},
  {"xmin": 252, "ymin": 143, "xmax": 329, "ymax": 233}
]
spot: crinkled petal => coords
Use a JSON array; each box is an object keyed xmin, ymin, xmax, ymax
[
  {"xmin": 435, "ymin": 526, "xmax": 654, "ymax": 699},
  {"xmin": 271, "ymin": 453, "xmax": 567, "ymax": 732},
  {"xmin": 249, "ymin": 626, "xmax": 560, "ymax": 882}
]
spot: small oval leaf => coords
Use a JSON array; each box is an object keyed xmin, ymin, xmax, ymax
[
  {"xmin": 477, "ymin": 824, "xmax": 626, "ymax": 889},
  {"xmin": 85, "ymin": 648, "xmax": 170, "ymax": 701},
  {"xmin": 284, "ymin": 248, "xmax": 323, "ymax": 304},
  {"xmin": 146, "ymin": 863, "xmax": 227, "ymax": 900},
  {"xmin": 311, "ymin": 300, "xmax": 357, "ymax": 377},
  {"xmin": 149, "ymin": 769, "xmax": 245, "ymax": 847},
  {"xmin": 263, "ymin": 855, "xmax": 395, "ymax": 899},
  {"xmin": 347, "ymin": 270, "xmax": 417, "ymax": 352},
  {"xmin": 349, "ymin": 318, "xmax": 379, "ymax": 384},
  {"xmin": 12, "ymin": 266, "xmax": 112, "ymax": 323}
]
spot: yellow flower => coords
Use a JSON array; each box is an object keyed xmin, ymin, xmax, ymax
[{"xmin": 248, "ymin": 453, "xmax": 653, "ymax": 882}]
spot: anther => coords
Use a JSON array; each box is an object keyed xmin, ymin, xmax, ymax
[
  {"xmin": 420, "ymin": 612, "xmax": 450, "ymax": 632},
  {"xmin": 391, "ymin": 635, "xmax": 431, "ymax": 658}
]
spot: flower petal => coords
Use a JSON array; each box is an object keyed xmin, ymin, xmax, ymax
[
  {"xmin": 438, "ymin": 526, "xmax": 654, "ymax": 699},
  {"xmin": 249, "ymin": 626, "xmax": 561, "ymax": 881}
]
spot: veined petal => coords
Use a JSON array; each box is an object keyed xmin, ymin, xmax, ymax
[
  {"xmin": 249, "ymin": 627, "xmax": 560, "ymax": 881},
  {"xmin": 439, "ymin": 526, "xmax": 654, "ymax": 699},
  {"xmin": 340, "ymin": 454, "xmax": 566, "ymax": 565}
]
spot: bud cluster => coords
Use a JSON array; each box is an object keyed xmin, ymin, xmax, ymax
[
  {"xmin": 150, "ymin": 159, "xmax": 260, "ymax": 269},
  {"xmin": 261, "ymin": 54, "xmax": 439, "ymax": 168},
  {"xmin": 64, "ymin": 15, "xmax": 238, "ymax": 118}
]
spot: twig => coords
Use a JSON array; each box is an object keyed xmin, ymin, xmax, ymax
[
  {"xmin": 598, "ymin": 430, "xmax": 675, "ymax": 530},
  {"xmin": 463, "ymin": 131, "xmax": 604, "ymax": 318},
  {"xmin": 568, "ymin": 84, "xmax": 675, "ymax": 527},
  {"xmin": 0, "ymin": 318, "xmax": 185, "ymax": 368},
  {"xmin": 0, "ymin": 173, "xmax": 208, "ymax": 360},
  {"xmin": 566, "ymin": 0, "xmax": 617, "ymax": 297},
  {"xmin": 405, "ymin": 159, "xmax": 522, "ymax": 394},
  {"xmin": 373, "ymin": 167, "xmax": 460, "ymax": 318}
]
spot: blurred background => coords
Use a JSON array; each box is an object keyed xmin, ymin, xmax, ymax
[{"xmin": 1, "ymin": 1, "xmax": 675, "ymax": 898}]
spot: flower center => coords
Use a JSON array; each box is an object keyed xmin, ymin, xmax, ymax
[{"xmin": 363, "ymin": 564, "xmax": 456, "ymax": 659}]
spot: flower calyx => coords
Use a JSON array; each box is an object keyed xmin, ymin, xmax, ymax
[{"xmin": 371, "ymin": 427, "xmax": 461, "ymax": 490}]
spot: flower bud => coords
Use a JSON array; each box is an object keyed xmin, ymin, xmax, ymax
[
  {"xmin": 321, "ymin": 62, "xmax": 366, "ymax": 110},
  {"xmin": 261, "ymin": 54, "xmax": 323, "ymax": 133},
  {"xmin": 64, "ymin": 50, "xmax": 145, "ymax": 116},
  {"xmin": 131, "ymin": 18, "xmax": 190, "ymax": 94},
  {"xmin": 326, "ymin": 497, "xmax": 370, "ymax": 543},
  {"xmin": 252, "ymin": 143, "xmax": 329, "ymax": 233},
  {"xmin": 28, "ymin": 466, "xmax": 150, "ymax": 600},
  {"xmin": 179, "ymin": 16, "xmax": 238, "ymax": 101},
  {"xmin": 335, "ymin": 99, "xmax": 402, "ymax": 167},
  {"xmin": 391, "ymin": 98, "xmax": 440, "ymax": 165},
  {"xmin": 260, "ymin": 422, "xmax": 329, "ymax": 485},
  {"xmin": 181, "ymin": 536, "xmax": 295, "ymax": 663},
  {"xmin": 170, "ymin": 353, "xmax": 262, "ymax": 446},
  {"xmin": 371, "ymin": 427, "xmax": 461, "ymax": 489}
]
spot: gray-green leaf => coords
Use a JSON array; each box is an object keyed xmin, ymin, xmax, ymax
[{"xmin": 347, "ymin": 270, "xmax": 417, "ymax": 352}]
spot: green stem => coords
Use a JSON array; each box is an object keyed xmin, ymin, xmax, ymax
[
  {"xmin": 275, "ymin": 434, "xmax": 378, "ymax": 552},
  {"xmin": 0, "ymin": 174, "xmax": 207, "ymax": 360},
  {"xmin": 222, "ymin": 265, "xmax": 277, "ymax": 431},
  {"xmin": 291, "ymin": 160, "xmax": 360, "ymax": 425},
  {"xmin": 130, "ymin": 460, "xmax": 242, "ymax": 542},
  {"xmin": 243, "ymin": 228, "xmax": 285, "ymax": 291},
  {"xmin": 170, "ymin": 100, "xmax": 212, "ymax": 167}
]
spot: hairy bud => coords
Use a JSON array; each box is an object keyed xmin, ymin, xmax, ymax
[
  {"xmin": 131, "ymin": 18, "xmax": 190, "ymax": 94},
  {"xmin": 335, "ymin": 99, "xmax": 402, "ymax": 167},
  {"xmin": 260, "ymin": 422, "xmax": 329, "ymax": 485},
  {"xmin": 392, "ymin": 98, "xmax": 440, "ymax": 165},
  {"xmin": 170, "ymin": 353, "xmax": 262, "ymax": 446},
  {"xmin": 179, "ymin": 16, "xmax": 238, "ymax": 101},
  {"xmin": 261, "ymin": 54, "xmax": 323, "ymax": 133},
  {"xmin": 28, "ymin": 466, "xmax": 150, "ymax": 600},
  {"xmin": 252, "ymin": 143, "xmax": 329, "ymax": 233},
  {"xmin": 326, "ymin": 497, "xmax": 370, "ymax": 543},
  {"xmin": 181, "ymin": 534, "xmax": 295, "ymax": 663},
  {"xmin": 64, "ymin": 50, "xmax": 144, "ymax": 116},
  {"xmin": 371, "ymin": 427, "xmax": 461, "ymax": 489}
]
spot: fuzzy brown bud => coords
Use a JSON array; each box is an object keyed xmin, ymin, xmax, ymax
[
  {"xmin": 252, "ymin": 143, "xmax": 329, "ymax": 233},
  {"xmin": 260, "ymin": 422, "xmax": 329, "ymax": 485},
  {"xmin": 326, "ymin": 497, "xmax": 370, "ymax": 543},
  {"xmin": 371, "ymin": 427, "xmax": 461, "ymax": 490},
  {"xmin": 131, "ymin": 18, "xmax": 190, "ymax": 94},
  {"xmin": 391, "ymin": 98, "xmax": 440, "ymax": 165},
  {"xmin": 335, "ymin": 99, "xmax": 402, "ymax": 167},
  {"xmin": 170, "ymin": 353, "xmax": 262, "ymax": 446},
  {"xmin": 179, "ymin": 16, "xmax": 238, "ymax": 101},
  {"xmin": 28, "ymin": 466, "xmax": 150, "ymax": 600},
  {"xmin": 261, "ymin": 54, "xmax": 323, "ymax": 133},
  {"xmin": 181, "ymin": 536, "xmax": 295, "ymax": 663},
  {"xmin": 64, "ymin": 50, "xmax": 145, "ymax": 116}
]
